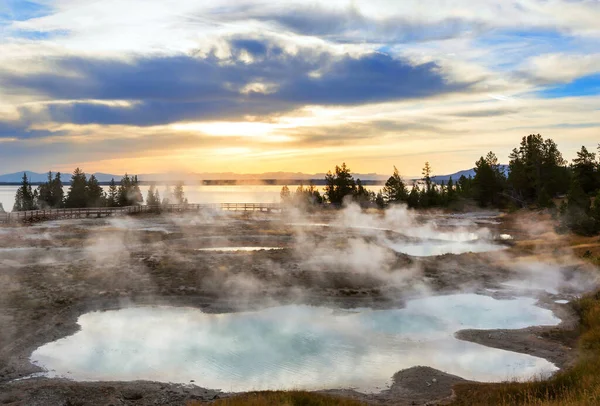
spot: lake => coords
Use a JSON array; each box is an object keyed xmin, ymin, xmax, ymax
[{"xmin": 0, "ymin": 185, "xmax": 383, "ymax": 212}]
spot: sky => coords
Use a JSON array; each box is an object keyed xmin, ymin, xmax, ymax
[{"xmin": 0, "ymin": 0, "xmax": 599, "ymax": 177}]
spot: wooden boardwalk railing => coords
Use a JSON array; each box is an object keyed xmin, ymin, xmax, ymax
[{"xmin": 0, "ymin": 203, "xmax": 281, "ymax": 223}]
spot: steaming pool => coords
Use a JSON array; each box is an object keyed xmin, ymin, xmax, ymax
[{"xmin": 29, "ymin": 294, "xmax": 561, "ymax": 392}]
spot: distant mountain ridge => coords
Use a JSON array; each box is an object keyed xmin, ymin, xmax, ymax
[
  {"xmin": 430, "ymin": 165, "xmax": 509, "ymax": 184},
  {"xmin": 0, "ymin": 166, "xmax": 509, "ymax": 185},
  {"xmin": 0, "ymin": 170, "xmax": 389, "ymax": 184}
]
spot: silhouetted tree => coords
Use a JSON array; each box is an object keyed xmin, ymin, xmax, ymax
[
  {"xmin": 118, "ymin": 174, "xmax": 143, "ymax": 206},
  {"xmin": 131, "ymin": 175, "xmax": 144, "ymax": 205},
  {"xmin": 562, "ymin": 180, "xmax": 595, "ymax": 235},
  {"xmin": 473, "ymin": 152, "xmax": 505, "ymax": 207},
  {"xmin": 146, "ymin": 184, "xmax": 161, "ymax": 206},
  {"xmin": 353, "ymin": 179, "xmax": 373, "ymax": 208},
  {"xmin": 382, "ymin": 166, "xmax": 408, "ymax": 204},
  {"xmin": 508, "ymin": 134, "xmax": 568, "ymax": 203},
  {"xmin": 118, "ymin": 174, "xmax": 131, "ymax": 207},
  {"xmin": 86, "ymin": 174, "xmax": 105, "ymax": 207},
  {"xmin": 13, "ymin": 172, "xmax": 36, "ymax": 211},
  {"xmin": 407, "ymin": 184, "xmax": 420, "ymax": 208},
  {"xmin": 173, "ymin": 181, "xmax": 187, "ymax": 205},
  {"xmin": 572, "ymin": 146, "xmax": 598, "ymax": 195},
  {"xmin": 64, "ymin": 168, "xmax": 88, "ymax": 208},
  {"xmin": 375, "ymin": 191, "xmax": 385, "ymax": 208},
  {"xmin": 51, "ymin": 172, "xmax": 64, "ymax": 207},
  {"xmin": 325, "ymin": 163, "xmax": 356, "ymax": 205},
  {"xmin": 280, "ymin": 185, "xmax": 291, "ymax": 203},
  {"xmin": 107, "ymin": 178, "xmax": 118, "ymax": 207}
]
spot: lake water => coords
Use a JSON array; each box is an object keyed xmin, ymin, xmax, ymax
[
  {"xmin": 31, "ymin": 294, "xmax": 559, "ymax": 392},
  {"xmin": 0, "ymin": 185, "xmax": 381, "ymax": 212}
]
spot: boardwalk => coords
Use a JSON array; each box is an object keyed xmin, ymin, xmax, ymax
[{"xmin": 0, "ymin": 203, "xmax": 281, "ymax": 223}]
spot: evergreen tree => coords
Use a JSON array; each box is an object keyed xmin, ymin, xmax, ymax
[
  {"xmin": 324, "ymin": 163, "xmax": 356, "ymax": 205},
  {"xmin": 280, "ymin": 185, "xmax": 291, "ymax": 203},
  {"xmin": 131, "ymin": 175, "xmax": 144, "ymax": 205},
  {"xmin": 353, "ymin": 179, "xmax": 373, "ymax": 207},
  {"xmin": 572, "ymin": 146, "xmax": 598, "ymax": 195},
  {"xmin": 86, "ymin": 174, "xmax": 105, "ymax": 207},
  {"xmin": 375, "ymin": 191, "xmax": 385, "ymax": 209},
  {"xmin": 13, "ymin": 172, "xmax": 36, "ymax": 211},
  {"xmin": 563, "ymin": 180, "xmax": 595, "ymax": 235},
  {"xmin": 37, "ymin": 171, "xmax": 53, "ymax": 208},
  {"xmin": 107, "ymin": 178, "xmax": 118, "ymax": 207},
  {"xmin": 37, "ymin": 171, "xmax": 65, "ymax": 208},
  {"xmin": 51, "ymin": 172, "xmax": 64, "ymax": 208},
  {"xmin": 407, "ymin": 184, "xmax": 420, "ymax": 208},
  {"xmin": 508, "ymin": 134, "xmax": 568, "ymax": 203},
  {"xmin": 447, "ymin": 177, "xmax": 456, "ymax": 202},
  {"xmin": 422, "ymin": 162, "xmax": 432, "ymax": 193},
  {"xmin": 162, "ymin": 185, "xmax": 172, "ymax": 206},
  {"xmin": 473, "ymin": 152, "xmax": 505, "ymax": 207},
  {"xmin": 591, "ymin": 191, "xmax": 600, "ymax": 233},
  {"xmin": 382, "ymin": 166, "xmax": 408, "ymax": 204},
  {"xmin": 173, "ymin": 181, "xmax": 187, "ymax": 205},
  {"xmin": 458, "ymin": 175, "xmax": 473, "ymax": 197},
  {"xmin": 118, "ymin": 174, "xmax": 132, "ymax": 206},
  {"xmin": 146, "ymin": 184, "xmax": 160, "ymax": 206},
  {"xmin": 64, "ymin": 168, "xmax": 88, "ymax": 208}
]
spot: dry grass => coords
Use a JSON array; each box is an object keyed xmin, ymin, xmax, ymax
[
  {"xmin": 187, "ymin": 391, "xmax": 366, "ymax": 405},
  {"xmin": 451, "ymin": 251, "xmax": 600, "ymax": 406}
]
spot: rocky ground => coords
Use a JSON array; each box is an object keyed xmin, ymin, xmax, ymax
[{"xmin": 0, "ymin": 208, "xmax": 597, "ymax": 405}]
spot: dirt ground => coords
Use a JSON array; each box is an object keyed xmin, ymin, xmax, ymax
[{"xmin": 0, "ymin": 209, "xmax": 597, "ymax": 405}]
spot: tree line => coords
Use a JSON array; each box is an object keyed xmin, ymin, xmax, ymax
[
  {"xmin": 281, "ymin": 134, "xmax": 600, "ymax": 235},
  {"xmin": 13, "ymin": 168, "xmax": 187, "ymax": 211}
]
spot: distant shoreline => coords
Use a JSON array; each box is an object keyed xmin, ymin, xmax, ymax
[{"xmin": 0, "ymin": 179, "xmax": 387, "ymax": 187}]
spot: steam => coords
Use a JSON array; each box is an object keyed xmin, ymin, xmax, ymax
[{"xmin": 1, "ymin": 201, "xmax": 599, "ymax": 392}]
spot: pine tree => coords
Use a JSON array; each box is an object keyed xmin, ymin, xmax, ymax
[
  {"xmin": 64, "ymin": 168, "xmax": 88, "ymax": 208},
  {"xmin": 118, "ymin": 174, "xmax": 131, "ymax": 206},
  {"xmin": 131, "ymin": 175, "xmax": 143, "ymax": 205},
  {"xmin": 13, "ymin": 172, "xmax": 36, "ymax": 211},
  {"xmin": 146, "ymin": 184, "xmax": 160, "ymax": 206},
  {"xmin": 325, "ymin": 163, "xmax": 356, "ymax": 205},
  {"xmin": 51, "ymin": 172, "xmax": 64, "ymax": 208},
  {"xmin": 407, "ymin": 184, "xmax": 420, "ymax": 208},
  {"xmin": 37, "ymin": 171, "xmax": 53, "ymax": 208},
  {"xmin": 572, "ymin": 146, "xmax": 598, "ymax": 195},
  {"xmin": 107, "ymin": 178, "xmax": 118, "ymax": 207},
  {"xmin": 280, "ymin": 185, "xmax": 291, "ymax": 202},
  {"xmin": 86, "ymin": 174, "xmax": 105, "ymax": 207},
  {"xmin": 382, "ymin": 166, "xmax": 408, "ymax": 204},
  {"xmin": 173, "ymin": 181, "xmax": 186, "ymax": 205}
]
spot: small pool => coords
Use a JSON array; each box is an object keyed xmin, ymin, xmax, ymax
[
  {"xmin": 386, "ymin": 240, "xmax": 506, "ymax": 257},
  {"xmin": 31, "ymin": 294, "xmax": 559, "ymax": 392},
  {"xmin": 195, "ymin": 247, "xmax": 284, "ymax": 252}
]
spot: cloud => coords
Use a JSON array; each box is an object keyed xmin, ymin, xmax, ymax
[
  {"xmin": 243, "ymin": 5, "xmax": 487, "ymax": 44},
  {"xmin": 0, "ymin": 38, "xmax": 469, "ymax": 127}
]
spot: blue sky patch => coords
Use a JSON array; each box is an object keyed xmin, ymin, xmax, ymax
[{"xmin": 538, "ymin": 74, "xmax": 600, "ymax": 98}]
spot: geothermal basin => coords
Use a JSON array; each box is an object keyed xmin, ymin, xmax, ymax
[{"xmin": 31, "ymin": 294, "xmax": 560, "ymax": 392}]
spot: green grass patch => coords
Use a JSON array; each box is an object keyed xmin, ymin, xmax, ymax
[
  {"xmin": 451, "ymin": 291, "xmax": 600, "ymax": 406},
  {"xmin": 188, "ymin": 391, "xmax": 366, "ymax": 405}
]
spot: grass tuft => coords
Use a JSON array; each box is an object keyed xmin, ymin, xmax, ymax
[
  {"xmin": 187, "ymin": 391, "xmax": 366, "ymax": 405},
  {"xmin": 451, "ymin": 290, "xmax": 600, "ymax": 406}
]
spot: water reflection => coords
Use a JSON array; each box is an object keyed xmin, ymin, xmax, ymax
[
  {"xmin": 386, "ymin": 240, "xmax": 506, "ymax": 257},
  {"xmin": 31, "ymin": 294, "xmax": 559, "ymax": 392}
]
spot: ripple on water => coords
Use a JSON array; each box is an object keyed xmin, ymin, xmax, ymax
[{"xmin": 30, "ymin": 294, "xmax": 560, "ymax": 392}]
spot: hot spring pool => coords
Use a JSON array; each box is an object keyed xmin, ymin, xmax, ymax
[
  {"xmin": 31, "ymin": 294, "xmax": 559, "ymax": 392},
  {"xmin": 387, "ymin": 240, "xmax": 506, "ymax": 257}
]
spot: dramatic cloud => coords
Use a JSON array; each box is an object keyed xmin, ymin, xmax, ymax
[
  {"xmin": 0, "ymin": 0, "xmax": 598, "ymax": 174},
  {"xmin": 0, "ymin": 41, "xmax": 467, "ymax": 126}
]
